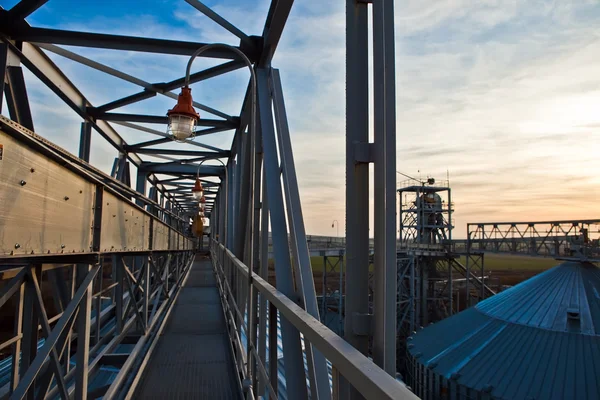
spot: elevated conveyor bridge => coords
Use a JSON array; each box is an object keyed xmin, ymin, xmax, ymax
[{"xmin": 0, "ymin": 1, "xmax": 416, "ymax": 399}]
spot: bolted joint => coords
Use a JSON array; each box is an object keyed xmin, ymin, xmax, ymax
[
  {"xmin": 240, "ymin": 35, "xmax": 264, "ymax": 64},
  {"xmin": 354, "ymin": 142, "xmax": 375, "ymax": 164}
]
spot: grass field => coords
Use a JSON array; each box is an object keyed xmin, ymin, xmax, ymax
[
  {"xmin": 459, "ymin": 254, "xmax": 557, "ymax": 272},
  {"xmin": 305, "ymin": 253, "xmax": 559, "ymax": 273},
  {"xmin": 266, "ymin": 253, "xmax": 561, "ymax": 292}
]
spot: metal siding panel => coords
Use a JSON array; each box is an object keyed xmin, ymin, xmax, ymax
[
  {"xmin": 152, "ymin": 220, "xmax": 169, "ymax": 250},
  {"xmin": 169, "ymin": 229, "xmax": 177, "ymax": 251},
  {"xmin": 0, "ymin": 130, "xmax": 94, "ymax": 255},
  {"xmin": 100, "ymin": 192, "xmax": 148, "ymax": 251}
]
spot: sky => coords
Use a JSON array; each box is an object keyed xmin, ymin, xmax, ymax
[{"xmin": 1, "ymin": 0, "xmax": 600, "ymax": 238}]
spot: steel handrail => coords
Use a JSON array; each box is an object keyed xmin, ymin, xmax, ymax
[{"xmin": 210, "ymin": 239, "xmax": 418, "ymax": 400}]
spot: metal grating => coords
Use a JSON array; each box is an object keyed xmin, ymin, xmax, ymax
[
  {"xmin": 166, "ymin": 304, "xmax": 226, "ymax": 335},
  {"xmin": 186, "ymin": 271, "xmax": 217, "ymax": 287},
  {"xmin": 177, "ymin": 287, "xmax": 221, "ymax": 305},
  {"xmin": 135, "ymin": 260, "xmax": 241, "ymax": 399}
]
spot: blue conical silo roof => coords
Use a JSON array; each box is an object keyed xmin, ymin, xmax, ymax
[{"xmin": 407, "ymin": 261, "xmax": 600, "ymax": 400}]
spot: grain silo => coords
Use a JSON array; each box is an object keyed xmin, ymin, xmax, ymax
[{"xmin": 406, "ymin": 261, "xmax": 600, "ymax": 400}]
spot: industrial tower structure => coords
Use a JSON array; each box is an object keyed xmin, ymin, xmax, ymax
[{"xmin": 396, "ymin": 179, "xmax": 454, "ymax": 340}]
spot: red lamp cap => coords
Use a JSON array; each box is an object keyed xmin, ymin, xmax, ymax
[
  {"xmin": 192, "ymin": 178, "xmax": 203, "ymax": 193},
  {"xmin": 167, "ymin": 87, "xmax": 199, "ymax": 120}
]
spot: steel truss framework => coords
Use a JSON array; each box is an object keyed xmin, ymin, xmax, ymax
[
  {"xmin": 0, "ymin": 117, "xmax": 195, "ymax": 399},
  {"xmin": 320, "ymin": 253, "xmax": 344, "ymax": 336},
  {"xmin": 465, "ymin": 220, "xmax": 600, "ymax": 262},
  {"xmin": 396, "ymin": 183, "xmax": 454, "ymax": 352},
  {"xmin": 0, "ymin": 1, "xmax": 418, "ymax": 399}
]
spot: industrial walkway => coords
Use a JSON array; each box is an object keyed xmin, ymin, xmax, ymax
[{"xmin": 136, "ymin": 257, "xmax": 242, "ymax": 399}]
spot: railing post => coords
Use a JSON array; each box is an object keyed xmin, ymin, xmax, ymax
[
  {"xmin": 10, "ymin": 280, "xmax": 25, "ymax": 393},
  {"xmin": 20, "ymin": 265, "xmax": 39, "ymax": 400},
  {"xmin": 75, "ymin": 263, "xmax": 93, "ymax": 400}
]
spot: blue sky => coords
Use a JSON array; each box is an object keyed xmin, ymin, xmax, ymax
[{"xmin": 2, "ymin": 0, "xmax": 600, "ymax": 237}]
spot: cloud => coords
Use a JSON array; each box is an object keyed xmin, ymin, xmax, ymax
[{"xmin": 9, "ymin": 0, "xmax": 600, "ymax": 237}]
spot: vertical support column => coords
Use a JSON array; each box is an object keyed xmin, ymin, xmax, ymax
[
  {"xmin": 257, "ymin": 166, "xmax": 269, "ymax": 398},
  {"xmin": 5, "ymin": 65, "xmax": 35, "ymax": 130},
  {"xmin": 248, "ymin": 117, "xmax": 263, "ymax": 397},
  {"xmin": 339, "ymin": 254, "xmax": 344, "ymax": 336},
  {"xmin": 75, "ymin": 264, "xmax": 93, "ymax": 400},
  {"xmin": 268, "ymin": 302, "xmax": 278, "ymax": 400},
  {"xmin": 143, "ymin": 257, "xmax": 150, "ymax": 331},
  {"xmin": 0, "ymin": 42, "xmax": 8, "ymax": 114},
  {"xmin": 257, "ymin": 68, "xmax": 307, "ymax": 400},
  {"xmin": 322, "ymin": 255, "xmax": 328, "ymax": 320},
  {"xmin": 94, "ymin": 265, "xmax": 103, "ymax": 345},
  {"xmin": 113, "ymin": 255, "xmax": 124, "ymax": 334},
  {"xmin": 10, "ymin": 281, "xmax": 25, "ymax": 393},
  {"xmin": 136, "ymin": 169, "xmax": 148, "ymax": 207},
  {"xmin": 373, "ymin": 0, "xmax": 397, "ymax": 376},
  {"xmin": 20, "ymin": 265, "xmax": 40, "ymax": 400},
  {"xmin": 227, "ymin": 161, "xmax": 235, "ymax": 247},
  {"xmin": 234, "ymin": 129, "xmax": 252, "ymax": 259},
  {"xmin": 448, "ymin": 259, "xmax": 453, "ymax": 315},
  {"xmin": 79, "ymin": 121, "xmax": 92, "ymax": 162},
  {"xmin": 344, "ymin": 1, "xmax": 370, "ymax": 397},
  {"xmin": 270, "ymin": 68, "xmax": 330, "ymax": 399},
  {"xmin": 148, "ymin": 186, "xmax": 159, "ymax": 216}
]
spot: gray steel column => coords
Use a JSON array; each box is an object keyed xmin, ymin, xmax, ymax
[
  {"xmin": 344, "ymin": 0, "xmax": 370, "ymax": 390},
  {"xmin": 75, "ymin": 264, "xmax": 93, "ymax": 400},
  {"xmin": 136, "ymin": 169, "xmax": 148, "ymax": 207},
  {"xmin": 0, "ymin": 42, "xmax": 7, "ymax": 113},
  {"xmin": 270, "ymin": 68, "xmax": 330, "ymax": 399},
  {"xmin": 79, "ymin": 121, "xmax": 92, "ymax": 162},
  {"xmin": 10, "ymin": 281, "xmax": 24, "ymax": 392},
  {"xmin": 373, "ymin": 0, "xmax": 397, "ymax": 376},
  {"xmin": 257, "ymin": 67, "xmax": 307, "ymax": 400},
  {"xmin": 249, "ymin": 119, "xmax": 262, "ymax": 396},
  {"xmin": 114, "ymin": 255, "xmax": 124, "ymax": 334},
  {"xmin": 227, "ymin": 160, "xmax": 235, "ymax": 247},
  {"xmin": 20, "ymin": 265, "xmax": 40, "ymax": 400},
  {"xmin": 235, "ymin": 130, "xmax": 252, "ymax": 258},
  {"xmin": 257, "ymin": 166, "xmax": 269, "ymax": 398},
  {"xmin": 5, "ymin": 66, "xmax": 35, "ymax": 131}
]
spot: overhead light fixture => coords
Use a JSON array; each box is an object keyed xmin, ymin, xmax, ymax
[
  {"xmin": 167, "ymin": 87, "xmax": 199, "ymax": 141},
  {"xmin": 191, "ymin": 178, "xmax": 203, "ymax": 200}
]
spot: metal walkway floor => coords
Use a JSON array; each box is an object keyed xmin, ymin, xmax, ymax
[{"xmin": 135, "ymin": 257, "xmax": 241, "ymax": 399}]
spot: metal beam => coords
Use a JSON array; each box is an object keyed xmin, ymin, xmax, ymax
[
  {"xmin": 125, "ymin": 137, "xmax": 171, "ymax": 150},
  {"xmin": 344, "ymin": 0, "xmax": 370, "ymax": 398},
  {"xmin": 185, "ymin": 0, "xmax": 254, "ymax": 48},
  {"xmin": 259, "ymin": 0, "xmax": 294, "ymax": 66},
  {"xmin": 96, "ymin": 112, "xmax": 236, "ymax": 128},
  {"xmin": 96, "ymin": 90, "xmax": 157, "ymax": 113},
  {"xmin": 5, "ymin": 66, "xmax": 34, "ymax": 130},
  {"xmin": 9, "ymin": 26, "xmax": 249, "ymax": 59},
  {"xmin": 372, "ymin": 0, "xmax": 397, "ymax": 376},
  {"xmin": 127, "ymin": 148, "xmax": 229, "ymax": 158},
  {"xmin": 37, "ymin": 43, "xmax": 233, "ymax": 120},
  {"xmin": 79, "ymin": 121, "xmax": 92, "ymax": 162},
  {"xmin": 0, "ymin": 42, "xmax": 7, "ymax": 113},
  {"xmin": 257, "ymin": 67, "xmax": 307, "ymax": 400},
  {"xmin": 110, "ymin": 60, "xmax": 245, "ymax": 113},
  {"xmin": 6, "ymin": 0, "xmax": 48, "ymax": 20},
  {"xmin": 139, "ymin": 162, "xmax": 224, "ymax": 176},
  {"xmin": 270, "ymin": 68, "xmax": 330, "ymax": 399},
  {"xmin": 112, "ymin": 121, "xmax": 230, "ymax": 153}
]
